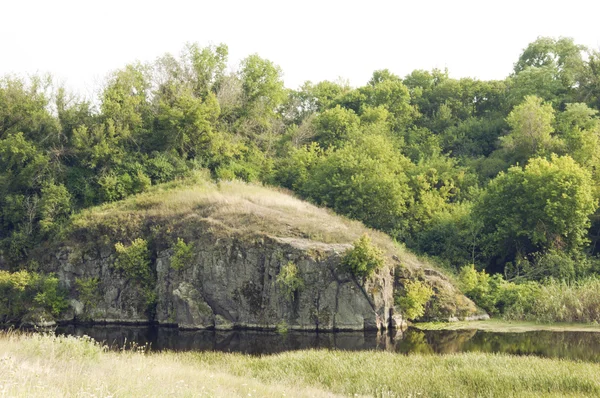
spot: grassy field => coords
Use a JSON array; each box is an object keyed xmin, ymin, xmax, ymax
[
  {"xmin": 414, "ymin": 318, "xmax": 600, "ymax": 333},
  {"xmin": 2, "ymin": 331, "xmax": 600, "ymax": 397}
]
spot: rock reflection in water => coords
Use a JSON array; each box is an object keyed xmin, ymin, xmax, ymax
[{"xmin": 54, "ymin": 325, "xmax": 600, "ymax": 362}]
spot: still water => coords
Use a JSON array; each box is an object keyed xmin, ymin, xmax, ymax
[{"xmin": 54, "ymin": 325, "xmax": 600, "ymax": 362}]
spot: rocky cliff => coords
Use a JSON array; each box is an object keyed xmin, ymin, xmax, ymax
[
  {"xmin": 52, "ymin": 231, "xmax": 393, "ymax": 331},
  {"xmin": 34, "ymin": 177, "xmax": 479, "ymax": 330}
]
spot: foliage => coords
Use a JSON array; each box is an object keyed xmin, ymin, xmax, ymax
[
  {"xmin": 501, "ymin": 95, "xmax": 559, "ymax": 164},
  {"xmin": 458, "ymin": 264, "xmax": 540, "ymax": 316},
  {"xmin": 276, "ymin": 262, "xmax": 304, "ymax": 301},
  {"xmin": 0, "ymin": 270, "xmax": 68, "ymax": 323},
  {"xmin": 302, "ymin": 134, "xmax": 413, "ymax": 235},
  {"xmin": 475, "ymin": 155, "xmax": 597, "ymax": 268},
  {"xmin": 4, "ymin": 37, "xmax": 600, "ymax": 322},
  {"xmin": 396, "ymin": 280, "xmax": 434, "ymax": 320},
  {"xmin": 114, "ymin": 238, "xmax": 151, "ymax": 281},
  {"xmin": 75, "ymin": 277, "xmax": 101, "ymax": 316},
  {"xmin": 312, "ymin": 105, "xmax": 360, "ymax": 148},
  {"xmin": 342, "ymin": 234, "xmax": 385, "ymax": 279},
  {"xmin": 509, "ymin": 277, "xmax": 600, "ymax": 323},
  {"xmin": 170, "ymin": 238, "xmax": 195, "ymax": 271}
]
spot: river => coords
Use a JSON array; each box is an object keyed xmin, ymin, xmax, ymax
[{"xmin": 53, "ymin": 325, "xmax": 600, "ymax": 362}]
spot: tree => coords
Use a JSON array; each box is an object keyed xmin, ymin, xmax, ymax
[
  {"xmin": 0, "ymin": 75, "xmax": 58, "ymax": 143},
  {"xmin": 184, "ymin": 42, "xmax": 228, "ymax": 98},
  {"xmin": 101, "ymin": 63, "xmax": 152, "ymax": 142},
  {"xmin": 475, "ymin": 155, "xmax": 597, "ymax": 270},
  {"xmin": 555, "ymin": 103, "xmax": 600, "ymax": 174},
  {"xmin": 238, "ymin": 54, "xmax": 286, "ymax": 118},
  {"xmin": 361, "ymin": 70, "xmax": 416, "ymax": 131},
  {"xmin": 511, "ymin": 37, "xmax": 588, "ymax": 107},
  {"xmin": 312, "ymin": 105, "xmax": 360, "ymax": 148},
  {"xmin": 500, "ymin": 95, "xmax": 559, "ymax": 165},
  {"xmin": 38, "ymin": 183, "xmax": 71, "ymax": 234},
  {"xmin": 303, "ymin": 133, "xmax": 413, "ymax": 234}
]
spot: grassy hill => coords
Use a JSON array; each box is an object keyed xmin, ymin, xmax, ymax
[{"xmin": 41, "ymin": 171, "xmax": 477, "ymax": 322}]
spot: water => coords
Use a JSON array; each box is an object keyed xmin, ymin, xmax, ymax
[{"xmin": 54, "ymin": 325, "xmax": 600, "ymax": 362}]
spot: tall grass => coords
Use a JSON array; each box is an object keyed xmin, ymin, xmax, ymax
[
  {"xmin": 2, "ymin": 331, "xmax": 600, "ymax": 397},
  {"xmin": 508, "ymin": 277, "xmax": 600, "ymax": 323}
]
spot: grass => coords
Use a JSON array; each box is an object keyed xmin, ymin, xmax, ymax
[
  {"xmin": 519, "ymin": 278, "xmax": 600, "ymax": 323},
  {"xmin": 414, "ymin": 318, "xmax": 600, "ymax": 333},
  {"xmin": 67, "ymin": 173, "xmax": 424, "ymax": 270},
  {"xmin": 3, "ymin": 331, "xmax": 600, "ymax": 397}
]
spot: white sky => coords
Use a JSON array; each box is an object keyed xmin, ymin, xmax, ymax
[{"xmin": 2, "ymin": 0, "xmax": 600, "ymax": 97}]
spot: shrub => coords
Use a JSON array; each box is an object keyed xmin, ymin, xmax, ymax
[
  {"xmin": 459, "ymin": 264, "xmax": 541, "ymax": 317},
  {"xmin": 114, "ymin": 238, "xmax": 151, "ymax": 282},
  {"xmin": 396, "ymin": 280, "xmax": 434, "ymax": 320},
  {"xmin": 277, "ymin": 262, "xmax": 304, "ymax": 301},
  {"xmin": 342, "ymin": 234, "xmax": 385, "ymax": 279},
  {"xmin": 0, "ymin": 270, "xmax": 68, "ymax": 323},
  {"xmin": 170, "ymin": 238, "xmax": 195, "ymax": 271},
  {"xmin": 75, "ymin": 277, "xmax": 101, "ymax": 316},
  {"xmin": 114, "ymin": 238, "xmax": 156, "ymax": 312},
  {"xmin": 459, "ymin": 264, "xmax": 494, "ymax": 312}
]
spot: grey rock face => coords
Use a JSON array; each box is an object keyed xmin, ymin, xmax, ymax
[{"xmin": 55, "ymin": 234, "xmax": 395, "ymax": 331}]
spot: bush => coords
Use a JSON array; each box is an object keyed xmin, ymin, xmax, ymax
[
  {"xmin": 276, "ymin": 262, "xmax": 304, "ymax": 301},
  {"xmin": 114, "ymin": 238, "xmax": 151, "ymax": 282},
  {"xmin": 396, "ymin": 280, "xmax": 434, "ymax": 320},
  {"xmin": 75, "ymin": 277, "xmax": 101, "ymax": 316},
  {"xmin": 114, "ymin": 238, "xmax": 156, "ymax": 312},
  {"xmin": 342, "ymin": 234, "xmax": 385, "ymax": 279},
  {"xmin": 170, "ymin": 238, "xmax": 195, "ymax": 271},
  {"xmin": 459, "ymin": 264, "xmax": 541, "ymax": 317},
  {"xmin": 0, "ymin": 270, "xmax": 68, "ymax": 323}
]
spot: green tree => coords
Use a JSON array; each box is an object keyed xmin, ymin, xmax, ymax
[
  {"xmin": 303, "ymin": 134, "xmax": 413, "ymax": 234},
  {"xmin": 475, "ymin": 155, "xmax": 597, "ymax": 269},
  {"xmin": 312, "ymin": 105, "xmax": 360, "ymax": 148},
  {"xmin": 510, "ymin": 37, "xmax": 588, "ymax": 107},
  {"xmin": 396, "ymin": 280, "xmax": 434, "ymax": 320},
  {"xmin": 239, "ymin": 54, "xmax": 286, "ymax": 118},
  {"xmin": 500, "ymin": 96, "xmax": 559, "ymax": 165},
  {"xmin": 38, "ymin": 183, "xmax": 72, "ymax": 234},
  {"xmin": 555, "ymin": 103, "xmax": 600, "ymax": 174}
]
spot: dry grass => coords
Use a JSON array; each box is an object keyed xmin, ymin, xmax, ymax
[
  {"xmin": 0, "ymin": 331, "xmax": 340, "ymax": 398},
  {"xmin": 70, "ymin": 174, "xmax": 417, "ymax": 270},
  {"xmin": 3, "ymin": 331, "xmax": 600, "ymax": 397}
]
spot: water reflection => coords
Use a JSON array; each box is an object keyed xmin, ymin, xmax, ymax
[{"xmin": 54, "ymin": 325, "xmax": 600, "ymax": 362}]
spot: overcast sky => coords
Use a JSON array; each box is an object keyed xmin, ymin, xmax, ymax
[{"xmin": 2, "ymin": 0, "xmax": 599, "ymax": 97}]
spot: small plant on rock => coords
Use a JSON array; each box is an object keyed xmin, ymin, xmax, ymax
[
  {"xmin": 277, "ymin": 262, "xmax": 304, "ymax": 301},
  {"xmin": 396, "ymin": 280, "xmax": 434, "ymax": 320},
  {"xmin": 114, "ymin": 238, "xmax": 151, "ymax": 281},
  {"xmin": 75, "ymin": 277, "xmax": 101, "ymax": 317},
  {"xmin": 342, "ymin": 234, "xmax": 384, "ymax": 279},
  {"xmin": 170, "ymin": 238, "xmax": 195, "ymax": 271}
]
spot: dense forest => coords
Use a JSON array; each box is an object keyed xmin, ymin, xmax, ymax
[{"xmin": 2, "ymin": 37, "xmax": 600, "ymax": 317}]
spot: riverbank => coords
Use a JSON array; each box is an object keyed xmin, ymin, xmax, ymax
[
  {"xmin": 414, "ymin": 318, "xmax": 600, "ymax": 333},
  {"xmin": 1, "ymin": 331, "xmax": 600, "ymax": 397}
]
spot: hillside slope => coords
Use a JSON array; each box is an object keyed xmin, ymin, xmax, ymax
[{"xmin": 34, "ymin": 173, "xmax": 480, "ymax": 330}]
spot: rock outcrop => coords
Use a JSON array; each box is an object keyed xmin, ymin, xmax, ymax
[
  {"xmin": 52, "ymin": 232, "xmax": 395, "ymax": 331},
  {"xmin": 34, "ymin": 178, "xmax": 479, "ymax": 330}
]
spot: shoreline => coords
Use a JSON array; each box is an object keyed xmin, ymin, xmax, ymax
[{"xmin": 413, "ymin": 318, "xmax": 600, "ymax": 333}]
